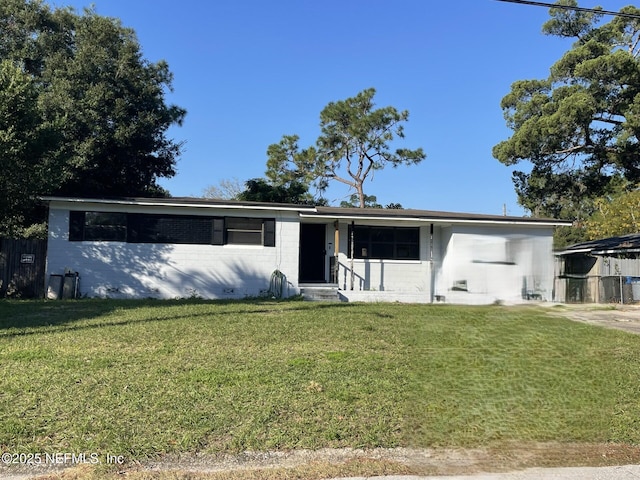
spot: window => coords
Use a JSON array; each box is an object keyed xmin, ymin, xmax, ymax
[
  {"xmin": 349, "ymin": 225, "xmax": 419, "ymax": 260},
  {"xmin": 219, "ymin": 218, "xmax": 276, "ymax": 246},
  {"xmin": 226, "ymin": 218, "xmax": 264, "ymax": 245},
  {"xmin": 69, "ymin": 211, "xmax": 276, "ymax": 247},
  {"xmin": 129, "ymin": 214, "xmax": 214, "ymax": 244},
  {"xmin": 69, "ymin": 211, "xmax": 127, "ymax": 242}
]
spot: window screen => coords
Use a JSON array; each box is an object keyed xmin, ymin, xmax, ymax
[{"xmin": 129, "ymin": 214, "xmax": 214, "ymax": 244}]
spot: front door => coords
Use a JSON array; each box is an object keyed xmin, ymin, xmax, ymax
[{"xmin": 299, "ymin": 224, "xmax": 326, "ymax": 283}]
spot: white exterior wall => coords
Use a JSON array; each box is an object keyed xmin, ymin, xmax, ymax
[
  {"xmin": 46, "ymin": 203, "xmax": 301, "ymax": 299},
  {"xmin": 333, "ymin": 221, "xmax": 555, "ymax": 305},
  {"xmin": 436, "ymin": 225, "xmax": 555, "ymax": 304},
  {"xmin": 44, "ymin": 198, "xmax": 559, "ymax": 304}
]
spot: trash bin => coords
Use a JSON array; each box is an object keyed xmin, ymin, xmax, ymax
[
  {"xmin": 47, "ymin": 274, "xmax": 63, "ymax": 300},
  {"xmin": 62, "ymin": 272, "xmax": 79, "ymax": 299},
  {"xmin": 631, "ymin": 278, "xmax": 640, "ymax": 302}
]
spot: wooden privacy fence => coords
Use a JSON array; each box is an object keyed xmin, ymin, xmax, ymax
[{"xmin": 0, "ymin": 238, "xmax": 47, "ymax": 298}]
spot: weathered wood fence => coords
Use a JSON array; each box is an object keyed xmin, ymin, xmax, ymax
[{"xmin": 0, "ymin": 238, "xmax": 47, "ymax": 298}]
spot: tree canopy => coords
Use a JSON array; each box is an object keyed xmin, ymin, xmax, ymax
[
  {"xmin": 493, "ymin": 0, "xmax": 640, "ymax": 226},
  {"xmin": 202, "ymin": 178, "xmax": 245, "ymax": 200},
  {"xmin": 266, "ymin": 88, "xmax": 425, "ymax": 208},
  {"xmin": 0, "ymin": 59, "xmax": 56, "ymax": 236},
  {"xmin": 585, "ymin": 188, "xmax": 640, "ymax": 239},
  {"xmin": 0, "ymin": 0, "xmax": 185, "ymax": 236},
  {"xmin": 340, "ymin": 194, "xmax": 383, "ymax": 208},
  {"xmin": 339, "ymin": 193, "xmax": 403, "ymax": 209},
  {"xmin": 237, "ymin": 178, "xmax": 320, "ymax": 205}
]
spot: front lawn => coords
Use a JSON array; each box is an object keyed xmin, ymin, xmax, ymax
[{"xmin": 1, "ymin": 299, "xmax": 639, "ymax": 459}]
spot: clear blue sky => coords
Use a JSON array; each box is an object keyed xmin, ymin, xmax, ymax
[{"xmin": 48, "ymin": 0, "xmax": 632, "ymax": 216}]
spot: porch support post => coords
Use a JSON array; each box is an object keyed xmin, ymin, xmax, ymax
[
  {"xmin": 429, "ymin": 223, "xmax": 435, "ymax": 303},
  {"xmin": 350, "ymin": 221, "xmax": 355, "ymax": 290},
  {"xmin": 333, "ymin": 221, "xmax": 339, "ymax": 284}
]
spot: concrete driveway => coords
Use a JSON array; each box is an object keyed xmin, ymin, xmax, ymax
[{"xmin": 547, "ymin": 303, "xmax": 640, "ymax": 335}]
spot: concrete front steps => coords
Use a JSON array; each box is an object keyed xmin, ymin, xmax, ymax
[{"xmin": 299, "ymin": 284, "xmax": 342, "ymax": 302}]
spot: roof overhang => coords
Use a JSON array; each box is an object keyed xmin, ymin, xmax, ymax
[
  {"xmin": 300, "ymin": 213, "xmax": 571, "ymax": 227},
  {"xmin": 41, "ymin": 196, "xmax": 571, "ymax": 227},
  {"xmin": 306, "ymin": 206, "xmax": 570, "ymax": 227},
  {"xmin": 555, "ymin": 247, "xmax": 594, "ymax": 255},
  {"xmin": 555, "ymin": 233, "xmax": 640, "ymax": 256},
  {"xmin": 557, "ymin": 248, "xmax": 640, "ymax": 256}
]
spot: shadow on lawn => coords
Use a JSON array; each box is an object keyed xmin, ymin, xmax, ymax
[{"xmin": 0, "ymin": 298, "xmax": 357, "ymax": 337}]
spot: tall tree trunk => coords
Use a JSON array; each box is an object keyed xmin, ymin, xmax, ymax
[{"xmin": 356, "ymin": 183, "xmax": 365, "ymax": 208}]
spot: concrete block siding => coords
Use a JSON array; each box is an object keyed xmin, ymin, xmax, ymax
[
  {"xmin": 46, "ymin": 203, "xmax": 301, "ymax": 299},
  {"xmin": 338, "ymin": 222, "xmax": 439, "ymax": 303}
]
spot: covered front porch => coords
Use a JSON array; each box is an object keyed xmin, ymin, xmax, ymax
[
  {"xmin": 298, "ymin": 215, "xmax": 435, "ymax": 303},
  {"xmin": 297, "ymin": 205, "xmax": 561, "ymax": 304}
]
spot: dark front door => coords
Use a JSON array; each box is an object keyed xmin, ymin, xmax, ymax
[{"xmin": 299, "ymin": 224, "xmax": 326, "ymax": 283}]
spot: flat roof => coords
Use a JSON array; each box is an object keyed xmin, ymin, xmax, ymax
[{"xmin": 42, "ymin": 196, "xmax": 571, "ymax": 227}]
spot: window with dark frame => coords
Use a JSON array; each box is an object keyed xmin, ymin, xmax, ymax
[
  {"xmin": 128, "ymin": 214, "xmax": 214, "ymax": 244},
  {"xmin": 349, "ymin": 225, "xmax": 420, "ymax": 260},
  {"xmin": 69, "ymin": 211, "xmax": 127, "ymax": 242},
  {"xmin": 226, "ymin": 217, "xmax": 264, "ymax": 245},
  {"xmin": 69, "ymin": 211, "xmax": 276, "ymax": 247}
]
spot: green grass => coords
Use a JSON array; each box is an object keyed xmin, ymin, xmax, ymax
[{"xmin": 1, "ymin": 299, "xmax": 639, "ymax": 460}]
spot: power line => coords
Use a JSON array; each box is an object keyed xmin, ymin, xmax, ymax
[{"xmin": 495, "ymin": 0, "xmax": 640, "ymax": 20}]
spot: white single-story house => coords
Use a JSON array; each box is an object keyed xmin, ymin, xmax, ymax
[{"xmin": 43, "ymin": 196, "xmax": 570, "ymax": 304}]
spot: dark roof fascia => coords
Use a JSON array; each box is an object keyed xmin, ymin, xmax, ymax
[{"xmin": 41, "ymin": 196, "xmax": 316, "ymax": 212}]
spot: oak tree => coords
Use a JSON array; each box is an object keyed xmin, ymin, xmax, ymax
[
  {"xmin": 0, "ymin": 0, "xmax": 185, "ymax": 235},
  {"xmin": 0, "ymin": 60, "xmax": 57, "ymax": 236}
]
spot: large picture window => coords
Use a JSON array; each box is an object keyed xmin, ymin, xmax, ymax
[
  {"xmin": 349, "ymin": 225, "xmax": 420, "ymax": 260},
  {"xmin": 69, "ymin": 211, "xmax": 276, "ymax": 247}
]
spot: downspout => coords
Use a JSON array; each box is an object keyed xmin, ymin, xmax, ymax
[{"xmin": 429, "ymin": 223, "xmax": 435, "ymax": 303}]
